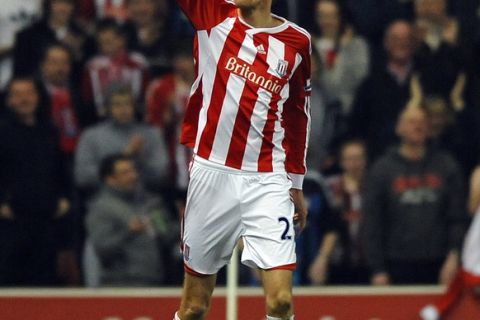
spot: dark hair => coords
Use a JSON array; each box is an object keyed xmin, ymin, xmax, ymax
[
  {"xmin": 43, "ymin": 0, "xmax": 77, "ymax": 21},
  {"xmin": 339, "ymin": 138, "xmax": 367, "ymax": 158},
  {"xmin": 4, "ymin": 76, "xmax": 50, "ymax": 121},
  {"xmin": 314, "ymin": 0, "xmax": 350, "ymax": 38},
  {"xmin": 99, "ymin": 154, "xmax": 133, "ymax": 181},
  {"xmin": 40, "ymin": 42, "xmax": 73, "ymax": 65},
  {"xmin": 5, "ymin": 76, "xmax": 39, "ymax": 97},
  {"xmin": 340, "ymin": 138, "xmax": 366, "ymax": 151},
  {"xmin": 95, "ymin": 18, "xmax": 127, "ymax": 38},
  {"xmin": 104, "ymin": 82, "xmax": 135, "ymax": 109}
]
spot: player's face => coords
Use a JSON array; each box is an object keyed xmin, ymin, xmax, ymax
[
  {"xmin": 42, "ymin": 48, "xmax": 71, "ymax": 86},
  {"xmin": 109, "ymin": 160, "xmax": 139, "ymax": 192},
  {"xmin": 7, "ymin": 80, "xmax": 39, "ymax": 119},
  {"xmin": 109, "ymin": 94, "xmax": 135, "ymax": 124}
]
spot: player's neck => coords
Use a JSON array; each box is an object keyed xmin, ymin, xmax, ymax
[{"xmin": 237, "ymin": 6, "xmax": 282, "ymax": 29}]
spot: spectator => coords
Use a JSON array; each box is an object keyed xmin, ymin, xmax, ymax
[
  {"xmin": 423, "ymin": 95, "xmax": 480, "ymax": 177},
  {"xmin": 312, "ymin": 0, "xmax": 370, "ymax": 117},
  {"xmin": 83, "ymin": 18, "xmax": 150, "ymax": 119},
  {"xmin": 0, "ymin": 77, "xmax": 74, "ymax": 286},
  {"xmin": 363, "ymin": 106, "xmax": 467, "ymax": 285},
  {"xmin": 349, "ymin": 20, "xmax": 416, "ymax": 160},
  {"xmin": 146, "ymin": 40, "xmax": 194, "ymax": 194},
  {"xmin": 13, "ymin": 0, "xmax": 88, "ymax": 77},
  {"xmin": 39, "ymin": 44, "xmax": 95, "ymax": 159},
  {"xmin": 86, "ymin": 154, "xmax": 174, "ymax": 286},
  {"xmin": 125, "ymin": 0, "xmax": 173, "ymax": 76},
  {"xmin": 0, "ymin": 0, "xmax": 42, "ymax": 90},
  {"xmin": 308, "ymin": 140, "xmax": 369, "ymax": 285},
  {"xmin": 78, "ymin": 0, "xmax": 129, "ymax": 25},
  {"xmin": 346, "ymin": 0, "xmax": 414, "ymax": 45},
  {"xmin": 75, "ymin": 84, "xmax": 168, "ymax": 194},
  {"xmin": 414, "ymin": 0, "xmax": 467, "ymax": 102}
]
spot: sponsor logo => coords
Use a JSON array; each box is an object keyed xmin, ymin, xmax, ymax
[
  {"xmin": 275, "ymin": 59, "xmax": 289, "ymax": 77},
  {"xmin": 225, "ymin": 57, "xmax": 283, "ymax": 94}
]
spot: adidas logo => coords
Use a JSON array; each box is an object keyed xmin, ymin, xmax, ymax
[{"xmin": 256, "ymin": 44, "xmax": 266, "ymax": 55}]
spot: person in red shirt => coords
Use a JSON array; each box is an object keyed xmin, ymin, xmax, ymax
[
  {"xmin": 173, "ymin": 1, "xmax": 311, "ymax": 319},
  {"xmin": 83, "ymin": 18, "xmax": 150, "ymax": 119},
  {"xmin": 40, "ymin": 44, "xmax": 82, "ymax": 157}
]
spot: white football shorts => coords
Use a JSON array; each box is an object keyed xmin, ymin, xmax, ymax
[{"xmin": 182, "ymin": 156, "xmax": 296, "ymax": 276}]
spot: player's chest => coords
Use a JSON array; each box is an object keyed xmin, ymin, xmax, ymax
[{"xmin": 207, "ymin": 27, "xmax": 299, "ymax": 94}]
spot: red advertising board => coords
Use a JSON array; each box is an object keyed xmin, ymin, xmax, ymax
[{"xmin": 0, "ymin": 287, "xmax": 478, "ymax": 320}]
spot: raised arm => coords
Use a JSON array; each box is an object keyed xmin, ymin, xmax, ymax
[{"xmin": 175, "ymin": 0, "xmax": 236, "ymax": 30}]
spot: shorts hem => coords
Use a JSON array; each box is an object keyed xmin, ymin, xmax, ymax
[
  {"xmin": 264, "ymin": 263, "xmax": 297, "ymax": 271},
  {"xmin": 184, "ymin": 263, "xmax": 211, "ymax": 277}
]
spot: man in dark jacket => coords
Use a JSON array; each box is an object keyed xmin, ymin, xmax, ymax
[
  {"xmin": 0, "ymin": 77, "xmax": 72, "ymax": 286},
  {"xmin": 13, "ymin": 0, "xmax": 88, "ymax": 78},
  {"xmin": 349, "ymin": 20, "xmax": 416, "ymax": 160},
  {"xmin": 363, "ymin": 106, "xmax": 467, "ymax": 285}
]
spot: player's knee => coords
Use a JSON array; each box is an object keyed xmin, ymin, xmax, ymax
[
  {"xmin": 267, "ymin": 291, "xmax": 293, "ymax": 316},
  {"xmin": 183, "ymin": 303, "xmax": 209, "ymax": 319}
]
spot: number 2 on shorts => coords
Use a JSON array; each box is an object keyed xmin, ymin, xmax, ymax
[{"xmin": 278, "ymin": 217, "xmax": 292, "ymax": 240}]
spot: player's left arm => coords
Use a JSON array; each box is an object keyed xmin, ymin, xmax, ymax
[{"xmin": 283, "ymin": 39, "xmax": 312, "ymax": 233}]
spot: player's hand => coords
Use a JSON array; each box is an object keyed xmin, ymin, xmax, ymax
[{"xmin": 290, "ymin": 189, "xmax": 307, "ymax": 235}]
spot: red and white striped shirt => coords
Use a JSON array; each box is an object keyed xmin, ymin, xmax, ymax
[{"xmin": 178, "ymin": 0, "xmax": 312, "ymax": 189}]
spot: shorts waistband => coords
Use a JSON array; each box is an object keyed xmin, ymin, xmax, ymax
[{"xmin": 193, "ymin": 155, "xmax": 281, "ymax": 176}]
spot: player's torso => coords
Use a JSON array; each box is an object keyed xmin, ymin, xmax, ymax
[{"xmin": 194, "ymin": 16, "xmax": 304, "ymax": 171}]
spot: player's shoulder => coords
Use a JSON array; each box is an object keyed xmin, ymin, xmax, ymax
[{"xmin": 277, "ymin": 18, "xmax": 312, "ymax": 52}]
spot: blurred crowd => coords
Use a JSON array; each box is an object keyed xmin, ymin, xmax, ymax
[{"xmin": 0, "ymin": 0, "xmax": 479, "ymax": 288}]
